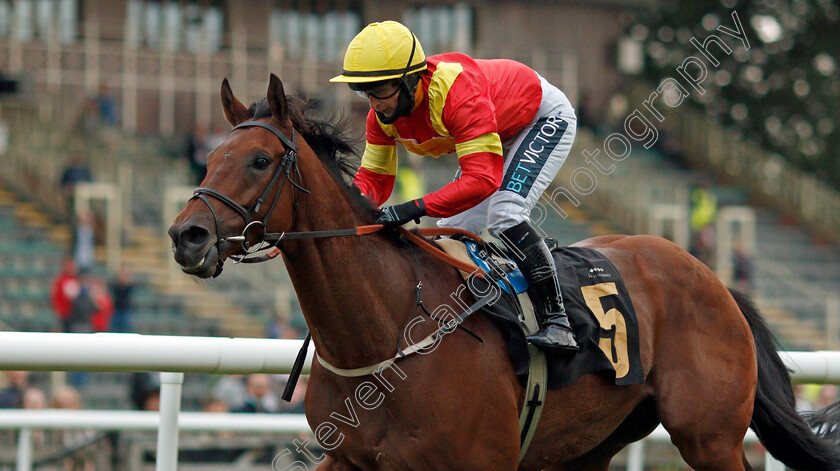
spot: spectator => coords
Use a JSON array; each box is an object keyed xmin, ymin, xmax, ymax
[
  {"xmin": 67, "ymin": 270, "xmax": 103, "ymax": 388},
  {"xmin": 59, "ymin": 155, "xmax": 93, "ymax": 197},
  {"xmin": 690, "ymin": 183, "xmax": 718, "ymax": 231},
  {"xmin": 51, "ymin": 386, "xmax": 99, "ymax": 471},
  {"xmin": 90, "ymin": 275, "xmax": 114, "ymax": 332},
  {"xmin": 51, "ymin": 385, "xmax": 82, "ymax": 410},
  {"xmin": 576, "ymin": 90, "xmax": 595, "ymax": 131},
  {"xmin": 80, "ymin": 98, "xmax": 100, "ymax": 136},
  {"xmin": 732, "ymin": 241, "xmax": 753, "ymax": 293},
  {"xmin": 202, "ymin": 397, "xmax": 229, "ymax": 413},
  {"xmin": 282, "ymin": 325, "xmax": 303, "ymax": 340},
  {"xmin": 185, "ymin": 126, "xmax": 210, "ymax": 186},
  {"xmin": 59, "ymin": 154, "xmax": 92, "ymax": 218},
  {"xmin": 51, "ymin": 257, "xmax": 81, "ymax": 332},
  {"xmin": 232, "ymin": 374, "xmax": 280, "ymax": 413},
  {"xmin": 605, "ymin": 90, "xmax": 629, "ymax": 131},
  {"xmin": 212, "ymin": 374, "xmax": 247, "ymax": 411},
  {"xmin": 68, "ymin": 269, "xmax": 97, "ymax": 334},
  {"xmin": 73, "ymin": 209, "xmax": 95, "ymax": 272},
  {"xmin": 814, "ymin": 385, "xmax": 838, "ymax": 409},
  {"xmin": 266, "ymin": 312, "xmax": 290, "ymax": 339},
  {"xmin": 0, "ymin": 371, "xmax": 30, "ymax": 408},
  {"xmin": 21, "ymin": 387, "xmax": 48, "ymax": 445},
  {"xmin": 205, "ymin": 124, "xmax": 227, "ymax": 151},
  {"xmin": 109, "ymin": 266, "xmax": 135, "ymax": 332},
  {"xmin": 0, "ymin": 70, "xmax": 19, "ymax": 94},
  {"xmin": 185, "ymin": 124, "xmax": 226, "ymax": 186},
  {"xmin": 689, "ymin": 183, "xmax": 717, "ymax": 267},
  {"xmin": 92, "ymin": 82, "xmax": 118, "ymax": 127},
  {"xmin": 21, "ymin": 387, "xmax": 47, "ymax": 409},
  {"xmin": 396, "ymin": 157, "xmax": 424, "ymax": 203},
  {"xmin": 199, "ymin": 396, "xmax": 234, "ymax": 440},
  {"xmin": 794, "ymin": 384, "xmax": 814, "ymax": 412},
  {"xmin": 130, "ymin": 372, "xmax": 160, "ymax": 411},
  {"xmin": 279, "ymin": 378, "xmax": 307, "ymax": 414},
  {"xmin": 653, "ymin": 120, "xmax": 685, "ymax": 168}
]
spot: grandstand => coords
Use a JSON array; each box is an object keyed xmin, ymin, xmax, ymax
[{"xmin": 0, "ymin": 0, "xmax": 838, "ymax": 468}]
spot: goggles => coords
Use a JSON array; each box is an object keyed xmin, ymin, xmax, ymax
[{"xmin": 355, "ymin": 84, "xmax": 401, "ymax": 100}]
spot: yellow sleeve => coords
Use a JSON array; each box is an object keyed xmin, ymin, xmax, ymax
[{"xmin": 360, "ymin": 143, "xmax": 398, "ymax": 175}]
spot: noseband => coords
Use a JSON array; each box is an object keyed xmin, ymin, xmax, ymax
[{"xmin": 191, "ymin": 120, "xmax": 308, "ymax": 272}]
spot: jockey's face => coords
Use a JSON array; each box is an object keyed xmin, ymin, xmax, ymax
[{"xmin": 362, "ymin": 81, "xmax": 401, "ymax": 118}]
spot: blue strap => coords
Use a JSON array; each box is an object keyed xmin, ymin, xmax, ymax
[{"xmin": 464, "ymin": 241, "xmax": 529, "ymax": 294}]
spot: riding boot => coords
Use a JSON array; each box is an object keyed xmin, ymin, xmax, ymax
[{"xmin": 500, "ymin": 222, "xmax": 579, "ymax": 352}]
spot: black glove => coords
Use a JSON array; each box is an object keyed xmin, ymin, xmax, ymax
[{"xmin": 375, "ymin": 199, "xmax": 427, "ymax": 227}]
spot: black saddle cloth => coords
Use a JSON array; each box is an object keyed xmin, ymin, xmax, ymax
[{"xmin": 474, "ymin": 246, "xmax": 644, "ymax": 389}]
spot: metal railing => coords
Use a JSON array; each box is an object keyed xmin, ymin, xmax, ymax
[
  {"xmin": 2, "ymin": 410, "xmax": 310, "ymax": 471},
  {"xmin": 0, "ymin": 332, "xmax": 838, "ymax": 470},
  {"xmin": 0, "ymin": 26, "xmax": 353, "ymax": 136}
]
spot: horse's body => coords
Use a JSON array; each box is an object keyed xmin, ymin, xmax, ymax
[{"xmin": 169, "ymin": 75, "xmax": 840, "ymax": 470}]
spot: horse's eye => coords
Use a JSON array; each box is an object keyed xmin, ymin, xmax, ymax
[{"xmin": 254, "ymin": 156, "xmax": 271, "ymax": 170}]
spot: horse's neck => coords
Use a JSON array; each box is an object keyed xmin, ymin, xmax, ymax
[{"xmin": 280, "ymin": 160, "xmax": 416, "ymax": 368}]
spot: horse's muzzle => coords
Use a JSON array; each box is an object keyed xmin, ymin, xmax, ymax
[{"xmin": 169, "ymin": 222, "xmax": 219, "ymax": 278}]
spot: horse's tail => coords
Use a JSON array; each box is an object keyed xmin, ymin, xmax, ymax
[
  {"xmin": 803, "ymin": 400, "xmax": 840, "ymax": 446},
  {"xmin": 730, "ymin": 288, "xmax": 840, "ymax": 470}
]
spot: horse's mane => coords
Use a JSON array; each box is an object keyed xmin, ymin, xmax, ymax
[{"xmin": 249, "ymin": 97, "xmax": 379, "ymax": 222}]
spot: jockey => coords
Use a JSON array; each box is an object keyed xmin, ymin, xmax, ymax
[{"xmin": 331, "ymin": 21, "xmax": 578, "ymax": 352}]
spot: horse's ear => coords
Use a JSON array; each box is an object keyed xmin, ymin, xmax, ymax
[
  {"xmin": 267, "ymin": 73, "xmax": 289, "ymax": 121},
  {"xmin": 220, "ymin": 78, "xmax": 250, "ymax": 126}
]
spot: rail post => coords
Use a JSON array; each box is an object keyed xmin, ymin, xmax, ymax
[{"xmin": 156, "ymin": 372, "xmax": 184, "ymax": 471}]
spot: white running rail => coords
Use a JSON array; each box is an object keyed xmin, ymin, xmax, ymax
[{"xmin": 0, "ymin": 332, "xmax": 836, "ymax": 471}]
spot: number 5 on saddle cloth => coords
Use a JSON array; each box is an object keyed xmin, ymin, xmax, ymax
[
  {"xmin": 436, "ymin": 236, "xmax": 643, "ymax": 462},
  {"xmin": 445, "ymin": 238, "xmax": 644, "ymax": 388}
]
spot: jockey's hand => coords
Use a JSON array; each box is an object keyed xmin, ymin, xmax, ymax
[{"xmin": 375, "ymin": 199, "xmax": 427, "ymax": 228}]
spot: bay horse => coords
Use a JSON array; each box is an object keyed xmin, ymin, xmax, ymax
[{"xmin": 169, "ymin": 74, "xmax": 840, "ymax": 470}]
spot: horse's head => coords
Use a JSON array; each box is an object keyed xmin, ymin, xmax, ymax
[{"xmin": 169, "ymin": 74, "xmax": 304, "ymax": 278}]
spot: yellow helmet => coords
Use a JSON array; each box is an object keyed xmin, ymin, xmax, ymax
[{"xmin": 330, "ymin": 21, "xmax": 427, "ymax": 84}]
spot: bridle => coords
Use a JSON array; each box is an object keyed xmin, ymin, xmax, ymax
[
  {"xmin": 188, "ymin": 118, "xmax": 486, "ymax": 279},
  {"xmin": 187, "ymin": 117, "xmax": 497, "ymax": 397},
  {"xmin": 190, "ymin": 119, "xmax": 308, "ymax": 273}
]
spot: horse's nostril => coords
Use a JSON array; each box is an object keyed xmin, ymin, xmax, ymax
[
  {"xmin": 168, "ymin": 225, "xmax": 180, "ymax": 247},
  {"xmin": 179, "ymin": 224, "xmax": 211, "ymax": 248}
]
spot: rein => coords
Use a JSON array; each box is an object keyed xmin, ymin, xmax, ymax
[
  {"xmin": 402, "ymin": 227, "xmax": 486, "ymax": 277},
  {"xmin": 189, "ymin": 119, "xmax": 486, "ymax": 277},
  {"xmin": 192, "ymin": 118, "xmax": 495, "ymax": 380}
]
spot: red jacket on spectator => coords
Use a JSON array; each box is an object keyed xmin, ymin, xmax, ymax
[
  {"xmin": 50, "ymin": 262, "xmax": 80, "ymax": 321},
  {"xmin": 90, "ymin": 281, "xmax": 114, "ymax": 332}
]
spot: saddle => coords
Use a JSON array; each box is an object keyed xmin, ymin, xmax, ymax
[
  {"xmin": 434, "ymin": 236, "xmax": 644, "ymax": 388},
  {"xmin": 433, "ymin": 235, "xmax": 645, "ymax": 460}
]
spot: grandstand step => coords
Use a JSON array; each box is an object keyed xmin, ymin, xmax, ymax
[
  {"xmin": 128, "ymin": 227, "xmax": 169, "ymax": 246},
  {"xmin": 120, "ymin": 248, "xmax": 170, "ymax": 266},
  {"xmin": 184, "ymin": 307, "xmax": 265, "ymax": 338},
  {"xmin": 47, "ymin": 224, "xmax": 71, "ymax": 246},
  {"xmin": 759, "ymin": 305, "xmax": 828, "ymax": 351},
  {"xmin": 556, "ymin": 203, "xmax": 588, "ymax": 225},
  {"xmin": 166, "ymin": 288, "xmax": 268, "ymax": 337},
  {"xmin": 183, "ymin": 299, "xmax": 245, "ymax": 318},
  {"xmin": 0, "ymin": 188, "xmax": 16, "ymax": 204},
  {"xmin": 589, "ymin": 221, "xmax": 616, "ymax": 237},
  {"xmin": 12, "ymin": 203, "xmax": 51, "ymax": 227},
  {"xmin": 221, "ymin": 319, "xmax": 267, "ymax": 338},
  {"xmin": 153, "ymin": 277, "xmax": 222, "ymax": 295}
]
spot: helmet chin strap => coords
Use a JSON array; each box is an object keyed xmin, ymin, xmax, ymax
[{"xmin": 376, "ymin": 83, "xmax": 414, "ymax": 124}]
